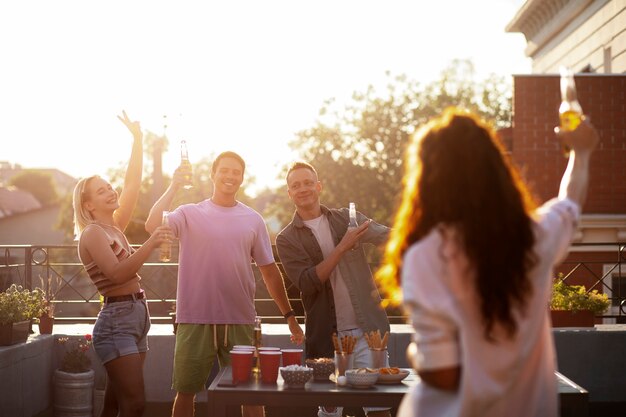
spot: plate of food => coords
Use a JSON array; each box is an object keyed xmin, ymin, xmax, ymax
[{"xmin": 376, "ymin": 367, "xmax": 410, "ymax": 384}]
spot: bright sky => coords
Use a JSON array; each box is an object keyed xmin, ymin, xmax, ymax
[{"xmin": 0, "ymin": 0, "xmax": 530, "ymax": 195}]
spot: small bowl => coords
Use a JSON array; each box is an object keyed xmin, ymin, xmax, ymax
[
  {"xmin": 345, "ymin": 369, "xmax": 379, "ymax": 388},
  {"xmin": 305, "ymin": 358, "xmax": 336, "ymax": 381},
  {"xmin": 280, "ymin": 366, "xmax": 313, "ymax": 388}
]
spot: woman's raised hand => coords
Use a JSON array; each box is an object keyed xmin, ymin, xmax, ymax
[
  {"xmin": 117, "ymin": 110, "xmax": 142, "ymax": 139},
  {"xmin": 149, "ymin": 224, "xmax": 172, "ymax": 248}
]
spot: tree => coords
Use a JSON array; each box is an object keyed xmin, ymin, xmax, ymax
[
  {"xmin": 9, "ymin": 170, "xmax": 59, "ymax": 206},
  {"xmin": 263, "ymin": 59, "xmax": 512, "ymax": 229}
]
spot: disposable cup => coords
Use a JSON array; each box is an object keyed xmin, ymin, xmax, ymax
[
  {"xmin": 258, "ymin": 347, "xmax": 281, "ymax": 352},
  {"xmin": 281, "ymin": 348, "xmax": 303, "ymax": 366},
  {"xmin": 230, "ymin": 350, "xmax": 253, "ymax": 383},
  {"xmin": 232, "ymin": 345, "xmax": 255, "ymax": 351},
  {"xmin": 259, "ymin": 351, "xmax": 282, "ymax": 384},
  {"xmin": 369, "ymin": 348, "xmax": 388, "ymax": 369},
  {"xmin": 334, "ymin": 352, "xmax": 354, "ymax": 377}
]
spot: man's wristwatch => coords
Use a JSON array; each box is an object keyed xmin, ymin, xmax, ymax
[{"xmin": 283, "ymin": 310, "xmax": 296, "ymax": 319}]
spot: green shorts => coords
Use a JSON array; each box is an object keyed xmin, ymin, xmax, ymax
[{"xmin": 172, "ymin": 323, "xmax": 253, "ymax": 393}]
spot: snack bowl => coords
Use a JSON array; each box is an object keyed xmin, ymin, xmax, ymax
[
  {"xmin": 305, "ymin": 358, "xmax": 336, "ymax": 381},
  {"xmin": 377, "ymin": 368, "xmax": 410, "ymax": 384},
  {"xmin": 280, "ymin": 365, "xmax": 313, "ymax": 388},
  {"xmin": 345, "ymin": 368, "xmax": 379, "ymax": 388}
]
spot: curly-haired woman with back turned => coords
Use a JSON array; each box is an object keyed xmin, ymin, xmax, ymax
[{"xmin": 377, "ymin": 108, "xmax": 598, "ymax": 417}]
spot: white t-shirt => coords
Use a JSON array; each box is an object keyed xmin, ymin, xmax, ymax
[
  {"xmin": 304, "ymin": 215, "xmax": 359, "ymax": 331},
  {"xmin": 399, "ymin": 198, "xmax": 580, "ymax": 417}
]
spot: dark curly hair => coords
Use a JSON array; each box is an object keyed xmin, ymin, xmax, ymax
[{"xmin": 377, "ymin": 108, "xmax": 538, "ymax": 339}]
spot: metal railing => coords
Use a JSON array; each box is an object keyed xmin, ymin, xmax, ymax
[
  {"xmin": 2, "ymin": 242, "xmax": 624, "ymax": 324},
  {"xmin": 0, "ymin": 244, "xmax": 406, "ymax": 323}
]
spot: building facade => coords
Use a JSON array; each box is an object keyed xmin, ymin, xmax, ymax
[
  {"xmin": 506, "ymin": 0, "xmax": 626, "ymax": 74},
  {"xmin": 507, "ymin": 1, "xmax": 626, "ymax": 321}
]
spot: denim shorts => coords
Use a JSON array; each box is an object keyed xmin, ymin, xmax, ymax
[{"xmin": 92, "ymin": 298, "xmax": 151, "ymax": 365}]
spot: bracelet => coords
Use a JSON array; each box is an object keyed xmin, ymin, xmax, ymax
[{"xmin": 283, "ymin": 310, "xmax": 296, "ymax": 319}]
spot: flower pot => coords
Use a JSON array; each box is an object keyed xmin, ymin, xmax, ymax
[
  {"xmin": 38, "ymin": 314, "xmax": 54, "ymax": 334},
  {"xmin": 550, "ymin": 310, "xmax": 595, "ymax": 327},
  {"xmin": 54, "ymin": 368, "xmax": 95, "ymax": 417},
  {"xmin": 0, "ymin": 320, "xmax": 30, "ymax": 345}
]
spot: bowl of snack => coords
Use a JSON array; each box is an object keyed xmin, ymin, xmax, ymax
[
  {"xmin": 305, "ymin": 358, "xmax": 336, "ymax": 381},
  {"xmin": 377, "ymin": 367, "xmax": 410, "ymax": 384},
  {"xmin": 280, "ymin": 365, "xmax": 313, "ymax": 389},
  {"xmin": 345, "ymin": 368, "xmax": 379, "ymax": 388}
]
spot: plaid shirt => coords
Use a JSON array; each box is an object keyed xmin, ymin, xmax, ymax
[{"xmin": 276, "ymin": 205, "xmax": 391, "ymax": 359}]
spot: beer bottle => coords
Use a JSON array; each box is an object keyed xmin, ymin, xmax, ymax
[
  {"xmin": 160, "ymin": 211, "xmax": 171, "ymax": 262},
  {"xmin": 253, "ymin": 316, "xmax": 262, "ymax": 374},
  {"xmin": 349, "ymin": 202, "xmax": 358, "ymax": 228},
  {"xmin": 180, "ymin": 140, "xmax": 193, "ymax": 189},
  {"xmin": 348, "ymin": 202, "xmax": 359, "ymax": 249},
  {"xmin": 559, "ymin": 67, "xmax": 583, "ymax": 155}
]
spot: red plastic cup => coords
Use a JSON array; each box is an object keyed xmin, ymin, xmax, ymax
[
  {"xmin": 232, "ymin": 345, "xmax": 255, "ymax": 351},
  {"xmin": 258, "ymin": 347, "xmax": 280, "ymax": 352},
  {"xmin": 230, "ymin": 350, "xmax": 253, "ymax": 383},
  {"xmin": 259, "ymin": 351, "xmax": 282, "ymax": 384},
  {"xmin": 281, "ymin": 348, "xmax": 303, "ymax": 366}
]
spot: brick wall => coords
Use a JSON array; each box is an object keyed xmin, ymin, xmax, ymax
[{"xmin": 512, "ymin": 75, "xmax": 626, "ymax": 214}]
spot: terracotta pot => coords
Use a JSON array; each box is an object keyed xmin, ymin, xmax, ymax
[
  {"xmin": 38, "ymin": 314, "xmax": 54, "ymax": 334},
  {"xmin": 0, "ymin": 320, "xmax": 30, "ymax": 345},
  {"xmin": 550, "ymin": 310, "xmax": 595, "ymax": 327}
]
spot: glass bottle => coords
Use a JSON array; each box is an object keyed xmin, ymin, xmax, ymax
[
  {"xmin": 348, "ymin": 202, "xmax": 359, "ymax": 249},
  {"xmin": 159, "ymin": 211, "xmax": 171, "ymax": 262},
  {"xmin": 559, "ymin": 67, "xmax": 583, "ymax": 155},
  {"xmin": 252, "ymin": 316, "xmax": 262, "ymax": 374},
  {"xmin": 180, "ymin": 140, "xmax": 193, "ymax": 189},
  {"xmin": 349, "ymin": 202, "xmax": 358, "ymax": 228},
  {"xmin": 559, "ymin": 67, "xmax": 583, "ymax": 131}
]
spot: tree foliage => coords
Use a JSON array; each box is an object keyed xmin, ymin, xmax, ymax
[
  {"xmin": 264, "ymin": 59, "xmax": 512, "ymax": 229},
  {"xmin": 9, "ymin": 170, "xmax": 59, "ymax": 206}
]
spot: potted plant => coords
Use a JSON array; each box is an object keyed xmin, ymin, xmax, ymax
[
  {"xmin": 0, "ymin": 284, "xmax": 43, "ymax": 345},
  {"xmin": 54, "ymin": 334, "xmax": 95, "ymax": 415},
  {"xmin": 550, "ymin": 277, "xmax": 610, "ymax": 327},
  {"xmin": 34, "ymin": 274, "xmax": 60, "ymax": 334}
]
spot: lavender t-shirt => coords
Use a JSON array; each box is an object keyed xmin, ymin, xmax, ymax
[{"xmin": 167, "ymin": 200, "xmax": 275, "ymax": 324}]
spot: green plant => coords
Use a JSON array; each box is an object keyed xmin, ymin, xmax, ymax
[
  {"xmin": 28, "ymin": 287, "xmax": 48, "ymax": 319},
  {"xmin": 550, "ymin": 278, "xmax": 610, "ymax": 314},
  {"xmin": 36, "ymin": 274, "xmax": 61, "ymax": 317},
  {"xmin": 57, "ymin": 334, "xmax": 93, "ymax": 373},
  {"xmin": 0, "ymin": 284, "xmax": 46, "ymax": 325}
]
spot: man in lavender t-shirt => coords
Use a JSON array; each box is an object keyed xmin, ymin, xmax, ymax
[{"xmin": 146, "ymin": 151, "xmax": 304, "ymax": 417}]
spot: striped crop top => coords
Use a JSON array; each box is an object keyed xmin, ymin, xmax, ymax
[{"xmin": 82, "ymin": 223, "xmax": 141, "ymax": 296}]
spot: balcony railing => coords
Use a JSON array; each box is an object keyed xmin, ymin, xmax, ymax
[
  {"xmin": 1, "ymin": 242, "xmax": 624, "ymax": 323},
  {"xmin": 0, "ymin": 244, "xmax": 408, "ymax": 323}
]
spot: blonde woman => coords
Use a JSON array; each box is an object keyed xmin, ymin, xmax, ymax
[{"xmin": 72, "ymin": 111, "xmax": 170, "ymax": 417}]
